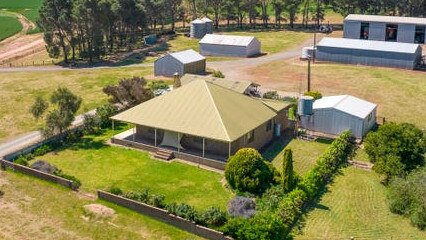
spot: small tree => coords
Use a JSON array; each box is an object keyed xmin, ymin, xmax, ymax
[
  {"xmin": 304, "ymin": 90, "xmax": 322, "ymax": 100},
  {"xmin": 225, "ymin": 148, "xmax": 274, "ymax": 194},
  {"xmin": 103, "ymin": 77, "xmax": 154, "ymax": 109},
  {"xmin": 213, "ymin": 70, "xmax": 225, "ymax": 78},
  {"xmin": 282, "ymin": 148, "xmax": 295, "ymax": 192},
  {"xmin": 30, "ymin": 96, "xmax": 49, "ymax": 120},
  {"xmin": 364, "ymin": 122, "xmax": 426, "ymax": 183},
  {"xmin": 96, "ymin": 104, "xmax": 118, "ymax": 128}
]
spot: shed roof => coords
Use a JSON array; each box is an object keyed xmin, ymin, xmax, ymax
[
  {"xmin": 112, "ymin": 80, "xmax": 277, "ymax": 142},
  {"xmin": 180, "ymin": 74, "xmax": 259, "ymax": 94},
  {"xmin": 201, "ymin": 17, "xmax": 213, "ymax": 22},
  {"xmin": 167, "ymin": 49, "xmax": 205, "ymax": 64},
  {"xmin": 200, "ymin": 34, "xmax": 257, "ymax": 47},
  {"xmin": 317, "ymin": 37, "xmax": 421, "ymax": 54},
  {"xmin": 313, "ymin": 95, "xmax": 377, "ymax": 119},
  {"xmin": 345, "ymin": 14, "xmax": 426, "ymax": 25}
]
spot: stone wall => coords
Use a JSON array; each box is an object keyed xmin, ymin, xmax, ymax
[{"xmin": 97, "ymin": 190, "xmax": 232, "ymax": 240}]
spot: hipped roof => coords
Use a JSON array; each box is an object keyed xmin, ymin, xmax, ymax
[
  {"xmin": 112, "ymin": 80, "xmax": 278, "ymax": 142},
  {"xmin": 180, "ymin": 74, "xmax": 259, "ymax": 94}
]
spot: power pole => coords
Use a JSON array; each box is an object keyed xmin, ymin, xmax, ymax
[{"xmin": 307, "ymin": 58, "xmax": 311, "ymax": 92}]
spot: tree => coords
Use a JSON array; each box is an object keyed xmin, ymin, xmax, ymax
[
  {"xmin": 103, "ymin": 76, "xmax": 154, "ymax": 109},
  {"xmin": 225, "ymin": 148, "xmax": 274, "ymax": 194},
  {"xmin": 304, "ymin": 90, "xmax": 322, "ymax": 100},
  {"xmin": 364, "ymin": 122, "xmax": 426, "ymax": 183},
  {"xmin": 282, "ymin": 148, "xmax": 295, "ymax": 192},
  {"xmin": 30, "ymin": 96, "xmax": 49, "ymax": 120},
  {"xmin": 283, "ymin": 0, "xmax": 301, "ymax": 28},
  {"xmin": 96, "ymin": 103, "xmax": 118, "ymax": 128},
  {"xmin": 209, "ymin": 0, "xmax": 223, "ymax": 29}
]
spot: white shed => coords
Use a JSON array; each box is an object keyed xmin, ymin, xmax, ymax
[
  {"xmin": 199, "ymin": 34, "xmax": 261, "ymax": 57},
  {"xmin": 154, "ymin": 49, "xmax": 206, "ymax": 77},
  {"xmin": 301, "ymin": 95, "xmax": 377, "ymax": 139}
]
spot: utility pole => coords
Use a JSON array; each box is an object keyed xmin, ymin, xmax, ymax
[{"xmin": 307, "ymin": 57, "xmax": 311, "ymax": 92}]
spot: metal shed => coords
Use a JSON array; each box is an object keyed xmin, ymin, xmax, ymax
[
  {"xmin": 154, "ymin": 49, "xmax": 206, "ymax": 77},
  {"xmin": 344, "ymin": 14, "xmax": 426, "ymax": 44},
  {"xmin": 316, "ymin": 37, "xmax": 423, "ymax": 69},
  {"xmin": 301, "ymin": 95, "xmax": 377, "ymax": 139},
  {"xmin": 199, "ymin": 34, "xmax": 261, "ymax": 57}
]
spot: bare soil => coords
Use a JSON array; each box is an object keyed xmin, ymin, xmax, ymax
[{"xmin": 83, "ymin": 204, "xmax": 115, "ymax": 218}]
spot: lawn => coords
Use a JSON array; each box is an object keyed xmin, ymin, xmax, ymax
[
  {"xmin": 0, "ymin": 0, "xmax": 42, "ymax": 23},
  {"xmin": 249, "ymin": 59, "xmax": 426, "ymax": 128},
  {"xmin": 295, "ymin": 167, "xmax": 426, "ymax": 239},
  {"xmin": 31, "ymin": 127, "xmax": 234, "ymax": 210},
  {"xmin": 0, "ymin": 66, "xmax": 155, "ymax": 143},
  {"xmin": 0, "ymin": 14, "xmax": 23, "ymax": 41},
  {"xmin": 266, "ymin": 138, "xmax": 331, "ymax": 176},
  {"xmin": 0, "ymin": 170, "xmax": 201, "ymax": 240}
]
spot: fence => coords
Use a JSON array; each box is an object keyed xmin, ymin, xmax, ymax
[
  {"xmin": 97, "ymin": 190, "xmax": 232, "ymax": 240},
  {"xmin": 0, "ymin": 158, "xmax": 76, "ymax": 190}
]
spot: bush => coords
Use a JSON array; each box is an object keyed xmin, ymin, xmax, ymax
[
  {"xmin": 225, "ymin": 148, "xmax": 274, "ymax": 194},
  {"xmin": 96, "ymin": 104, "xmax": 118, "ymax": 128},
  {"xmin": 148, "ymin": 194, "xmax": 166, "ymax": 208},
  {"xmin": 304, "ymin": 91, "xmax": 322, "ymax": 100},
  {"xmin": 83, "ymin": 113, "xmax": 101, "ymax": 134},
  {"xmin": 54, "ymin": 170, "xmax": 81, "ymax": 190},
  {"xmin": 167, "ymin": 203, "xmax": 198, "ymax": 221},
  {"xmin": 199, "ymin": 207, "xmax": 228, "ymax": 227},
  {"xmin": 33, "ymin": 145, "xmax": 52, "ymax": 156},
  {"xmin": 227, "ymin": 196, "xmax": 256, "ymax": 219},
  {"xmin": 123, "ymin": 189, "xmax": 150, "ymax": 203},
  {"xmin": 14, "ymin": 156, "xmax": 29, "ymax": 166},
  {"xmin": 108, "ymin": 186, "xmax": 124, "ymax": 196},
  {"xmin": 262, "ymin": 91, "xmax": 279, "ymax": 100},
  {"xmin": 212, "ymin": 70, "xmax": 225, "ymax": 78},
  {"xmin": 149, "ymin": 80, "xmax": 169, "ymax": 90}
]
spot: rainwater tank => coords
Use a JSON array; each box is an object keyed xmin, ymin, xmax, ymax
[
  {"xmin": 190, "ymin": 19, "xmax": 206, "ymax": 38},
  {"xmin": 297, "ymin": 96, "xmax": 314, "ymax": 116}
]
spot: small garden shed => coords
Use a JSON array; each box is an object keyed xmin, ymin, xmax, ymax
[
  {"xmin": 199, "ymin": 34, "xmax": 261, "ymax": 57},
  {"xmin": 154, "ymin": 49, "xmax": 206, "ymax": 77}
]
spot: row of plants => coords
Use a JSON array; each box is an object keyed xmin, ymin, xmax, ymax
[
  {"xmin": 107, "ymin": 187, "xmax": 228, "ymax": 229},
  {"xmin": 221, "ymin": 131, "xmax": 354, "ymax": 239}
]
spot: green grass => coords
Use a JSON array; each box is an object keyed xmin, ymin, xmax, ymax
[
  {"xmin": 295, "ymin": 167, "xmax": 426, "ymax": 239},
  {"xmin": 251, "ymin": 59, "xmax": 426, "ymax": 128},
  {"xmin": 266, "ymin": 138, "xmax": 331, "ymax": 176},
  {"xmin": 0, "ymin": 0, "xmax": 42, "ymax": 31},
  {"xmin": 0, "ymin": 170, "xmax": 201, "ymax": 239},
  {"xmin": 0, "ymin": 66, "xmax": 154, "ymax": 143},
  {"xmin": 31, "ymin": 127, "xmax": 233, "ymax": 210},
  {"xmin": 0, "ymin": 14, "xmax": 23, "ymax": 41}
]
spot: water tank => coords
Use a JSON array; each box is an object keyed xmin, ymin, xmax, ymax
[
  {"xmin": 190, "ymin": 19, "xmax": 206, "ymax": 38},
  {"xmin": 297, "ymin": 96, "xmax": 314, "ymax": 116},
  {"xmin": 201, "ymin": 17, "xmax": 213, "ymax": 34},
  {"xmin": 301, "ymin": 46, "xmax": 316, "ymax": 59},
  {"xmin": 144, "ymin": 34, "xmax": 157, "ymax": 45},
  {"xmin": 274, "ymin": 123, "xmax": 282, "ymax": 137}
]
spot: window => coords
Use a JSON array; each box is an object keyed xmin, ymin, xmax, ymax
[
  {"xmin": 360, "ymin": 22, "xmax": 370, "ymax": 40},
  {"xmin": 415, "ymin": 26, "xmax": 425, "ymax": 44},
  {"xmin": 246, "ymin": 131, "xmax": 254, "ymax": 143},
  {"xmin": 385, "ymin": 24, "xmax": 398, "ymax": 42},
  {"xmin": 266, "ymin": 120, "xmax": 273, "ymax": 131}
]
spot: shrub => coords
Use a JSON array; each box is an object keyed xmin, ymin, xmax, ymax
[
  {"xmin": 148, "ymin": 194, "xmax": 166, "ymax": 208},
  {"xmin": 199, "ymin": 207, "xmax": 228, "ymax": 227},
  {"xmin": 228, "ymin": 196, "xmax": 256, "ymax": 219},
  {"xmin": 14, "ymin": 156, "xmax": 29, "ymax": 166},
  {"xmin": 256, "ymin": 185, "xmax": 286, "ymax": 212},
  {"xmin": 149, "ymin": 80, "xmax": 169, "ymax": 90},
  {"xmin": 83, "ymin": 113, "xmax": 101, "ymax": 134},
  {"xmin": 33, "ymin": 145, "xmax": 52, "ymax": 156},
  {"xmin": 225, "ymin": 148, "xmax": 274, "ymax": 194},
  {"xmin": 54, "ymin": 171, "xmax": 81, "ymax": 190},
  {"xmin": 123, "ymin": 189, "xmax": 150, "ymax": 203},
  {"xmin": 304, "ymin": 90, "xmax": 322, "ymax": 100},
  {"xmin": 262, "ymin": 91, "xmax": 279, "ymax": 100},
  {"xmin": 167, "ymin": 203, "xmax": 198, "ymax": 221},
  {"xmin": 108, "ymin": 186, "xmax": 123, "ymax": 196},
  {"xmin": 96, "ymin": 104, "xmax": 118, "ymax": 128},
  {"xmin": 282, "ymin": 148, "xmax": 295, "ymax": 193},
  {"xmin": 212, "ymin": 70, "xmax": 225, "ymax": 78}
]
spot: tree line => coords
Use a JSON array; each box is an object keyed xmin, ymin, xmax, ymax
[{"xmin": 38, "ymin": 0, "xmax": 426, "ymax": 63}]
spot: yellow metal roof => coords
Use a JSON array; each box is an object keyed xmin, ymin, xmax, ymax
[
  {"xmin": 112, "ymin": 80, "xmax": 277, "ymax": 142},
  {"xmin": 260, "ymin": 98, "xmax": 292, "ymax": 112},
  {"xmin": 180, "ymin": 74, "xmax": 259, "ymax": 94}
]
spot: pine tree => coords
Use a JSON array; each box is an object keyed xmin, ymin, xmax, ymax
[{"xmin": 282, "ymin": 148, "xmax": 295, "ymax": 192}]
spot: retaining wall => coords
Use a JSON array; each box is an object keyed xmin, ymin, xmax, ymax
[
  {"xmin": 0, "ymin": 159, "xmax": 75, "ymax": 189},
  {"xmin": 97, "ymin": 190, "xmax": 232, "ymax": 240}
]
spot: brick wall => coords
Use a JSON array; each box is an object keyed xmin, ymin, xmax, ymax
[
  {"xmin": 0, "ymin": 159, "xmax": 75, "ymax": 190},
  {"xmin": 97, "ymin": 190, "xmax": 232, "ymax": 240}
]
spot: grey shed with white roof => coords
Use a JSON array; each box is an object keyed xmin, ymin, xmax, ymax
[
  {"xmin": 154, "ymin": 49, "xmax": 206, "ymax": 77},
  {"xmin": 199, "ymin": 34, "xmax": 261, "ymax": 57},
  {"xmin": 301, "ymin": 95, "xmax": 377, "ymax": 139},
  {"xmin": 316, "ymin": 37, "xmax": 422, "ymax": 69},
  {"xmin": 344, "ymin": 14, "xmax": 426, "ymax": 44}
]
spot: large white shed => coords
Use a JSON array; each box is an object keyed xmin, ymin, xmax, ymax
[
  {"xmin": 301, "ymin": 95, "xmax": 377, "ymax": 139},
  {"xmin": 316, "ymin": 37, "xmax": 422, "ymax": 69},
  {"xmin": 199, "ymin": 34, "xmax": 261, "ymax": 57},
  {"xmin": 154, "ymin": 49, "xmax": 206, "ymax": 77}
]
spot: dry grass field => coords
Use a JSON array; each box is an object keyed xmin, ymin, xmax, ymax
[
  {"xmin": 248, "ymin": 58, "xmax": 426, "ymax": 127},
  {"xmin": 0, "ymin": 66, "xmax": 155, "ymax": 143},
  {"xmin": 295, "ymin": 167, "xmax": 426, "ymax": 240},
  {"xmin": 0, "ymin": 171, "xmax": 200, "ymax": 240}
]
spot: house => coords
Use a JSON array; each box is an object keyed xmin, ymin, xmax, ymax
[
  {"xmin": 316, "ymin": 37, "xmax": 422, "ymax": 69},
  {"xmin": 300, "ymin": 95, "xmax": 377, "ymax": 139},
  {"xmin": 180, "ymin": 74, "xmax": 260, "ymax": 96},
  {"xmin": 199, "ymin": 34, "xmax": 261, "ymax": 57},
  {"xmin": 344, "ymin": 14, "xmax": 426, "ymax": 44},
  {"xmin": 111, "ymin": 80, "xmax": 291, "ymax": 161},
  {"xmin": 154, "ymin": 49, "xmax": 206, "ymax": 77}
]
